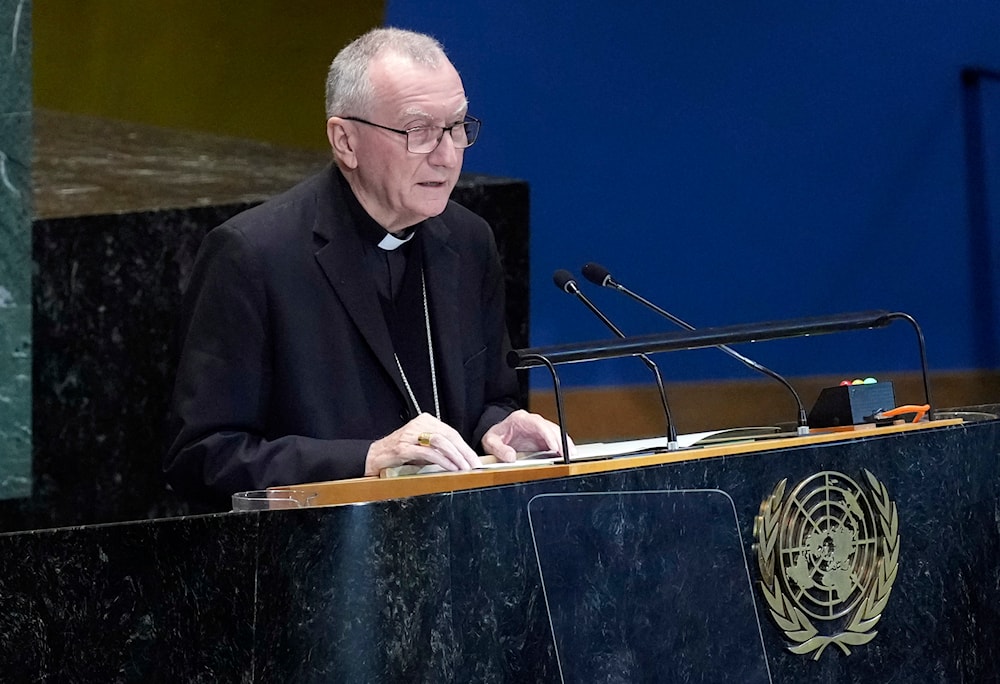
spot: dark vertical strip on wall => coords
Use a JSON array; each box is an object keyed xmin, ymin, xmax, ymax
[{"xmin": 962, "ymin": 67, "xmax": 1000, "ymax": 368}]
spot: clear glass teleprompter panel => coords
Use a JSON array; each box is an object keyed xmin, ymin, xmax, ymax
[
  {"xmin": 231, "ymin": 489, "xmax": 318, "ymax": 512},
  {"xmin": 527, "ymin": 490, "xmax": 772, "ymax": 684}
]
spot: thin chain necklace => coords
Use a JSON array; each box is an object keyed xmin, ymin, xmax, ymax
[{"xmin": 393, "ymin": 268, "xmax": 440, "ymax": 419}]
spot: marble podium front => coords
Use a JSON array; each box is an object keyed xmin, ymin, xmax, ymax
[{"xmin": 1, "ymin": 417, "xmax": 998, "ymax": 682}]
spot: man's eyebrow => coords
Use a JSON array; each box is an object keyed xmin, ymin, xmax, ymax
[
  {"xmin": 401, "ymin": 101, "xmax": 469, "ymax": 123},
  {"xmin": 403, "ymin": 106, "xmax": 434, "ymax": 120}
]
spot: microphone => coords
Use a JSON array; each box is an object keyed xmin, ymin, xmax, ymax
[
  {"xmin": 553, "ymin": 269, "xmax": 679, "ymax": 450},
  {"xmin": 581, "ymin": 262, "xmax": 810, "ymax": 435}
]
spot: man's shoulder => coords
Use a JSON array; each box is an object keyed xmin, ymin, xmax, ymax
[
  {"xmin": 421, "ymin": 199, "xmax": 496, "ymax": 258},
  {"xmin": 437, "ymin": 199, "xmax": 492, "ymax": 244},
  {"xmin": 223, "ymin": 164, "xmax": 337, "ymax": 235},
  {"xmin": 440, "ymin": 197, "xmax": 487, "ymax": 226}
]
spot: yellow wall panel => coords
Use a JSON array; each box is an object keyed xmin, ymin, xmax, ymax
[{"xmin": 34, "ymin": 1, "xmax": 384, "ymax": 149}]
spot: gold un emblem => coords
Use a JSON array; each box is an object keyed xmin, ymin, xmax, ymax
[{"xmin": 753, "ymin": 470, "xmax": 899, "ymax": 659}]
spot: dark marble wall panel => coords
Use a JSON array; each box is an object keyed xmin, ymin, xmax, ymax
[
  {"xmin": 27, "ymin": 204, "xmax": 249, "ymax": 529},
  {"xmin": 0, "ymin": 512, "xmax": 258, "ymax": 682},
  {"xmin": 0, "ymin": 0, "xmax": 32, "ymax": 499}
]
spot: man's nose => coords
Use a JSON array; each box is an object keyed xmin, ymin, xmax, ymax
[{"xmin": 428, "ymin": 131, "xmax": 461, "ymax": 167}]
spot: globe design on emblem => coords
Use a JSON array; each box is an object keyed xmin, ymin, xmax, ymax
[{"xmin": 777, "ymin": 471, "xmax": 879, "ymax": 620}]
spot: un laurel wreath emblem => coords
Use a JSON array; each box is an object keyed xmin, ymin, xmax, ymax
[{"xmin": 753, "ymin": 470, "xmax": 900, "ymax": 660}]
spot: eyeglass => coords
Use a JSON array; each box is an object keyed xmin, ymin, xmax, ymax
[{"xmin": 343, "ymin": 115, "xmax": 481, "ymax": 154}]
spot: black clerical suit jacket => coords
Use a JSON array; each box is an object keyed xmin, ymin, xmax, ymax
[{"xmin": 165, "ymin": 164, "xmax": 519, "ymax": 500}]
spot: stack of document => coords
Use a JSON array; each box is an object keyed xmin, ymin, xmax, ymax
[{"xmin": 396, "ymin": 426, "xmax": 783, "ymax": 476}]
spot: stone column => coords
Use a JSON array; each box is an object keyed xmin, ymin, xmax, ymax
[{"xmin": 0, "ymin": 0, "xmax": 31, "ymax": 498}]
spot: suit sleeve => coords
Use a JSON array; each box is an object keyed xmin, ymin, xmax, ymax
[
  {"xmin": 164, "ymin": 224, "xmax": 369, "ymax": 503},
  {"xmin": 470, "ymin": 227, "xmax": 521, "ymax": 447}
]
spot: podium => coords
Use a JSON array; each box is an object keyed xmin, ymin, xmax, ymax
[{"xmin": 1, "ymin": 416, "xmax": 999, "ymax": 682}]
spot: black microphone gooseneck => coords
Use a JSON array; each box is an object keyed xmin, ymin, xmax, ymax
[
  {"xmin": 581, "ymin": 262, "xmax": 810, "ymax": 435},
  {"xmin": 553, "ymin": 269, "xmax": 679, "ymax": 450}
]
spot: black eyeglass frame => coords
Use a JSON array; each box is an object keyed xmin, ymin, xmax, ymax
[{"xmin": 342, "ymin": 115, "xmax": 481, "ymax": 153}]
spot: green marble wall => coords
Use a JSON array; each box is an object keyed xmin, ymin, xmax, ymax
[{"xmin": 0, "ymin": 0, "xmax": 31, "ymax": 499}]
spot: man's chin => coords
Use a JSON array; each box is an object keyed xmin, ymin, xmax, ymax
[{"xmin": 416, "ymin": 197, "xmax": 452, "ymax": 219}]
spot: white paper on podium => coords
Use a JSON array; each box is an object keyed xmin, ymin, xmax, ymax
[{"xmin": 408, "ymin": 426, "xmax": 782, "ymax": 475}]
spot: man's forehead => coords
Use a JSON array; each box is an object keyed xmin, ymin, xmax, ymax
[
  {"xmin": 402, "ymin": 102, "xmax": 469, "ymax": 121},
  {"xmin": 369, "ymin": 51, "xmax": 446, "ymax": 86},
  {"xmin": 369, "ymin": 56, "xmax": 467, "ymax": 120}
]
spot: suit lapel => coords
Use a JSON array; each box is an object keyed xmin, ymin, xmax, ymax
[
  {"xmin": 311, "ymin": 168, "xmax": 407, "ymax": 400},
  {"xmin": 421, "ymin": 216, "xmax": 466, "ymax": 424}
]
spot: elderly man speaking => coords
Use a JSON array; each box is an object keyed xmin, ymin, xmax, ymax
[{"xmin": 165, "ymin": 27, "xmax": 570, "ymax": 502}]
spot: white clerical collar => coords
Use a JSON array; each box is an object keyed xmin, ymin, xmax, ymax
[{"xmin": 378, "ymin": 231, "xmax": 415, "ymax": 251}]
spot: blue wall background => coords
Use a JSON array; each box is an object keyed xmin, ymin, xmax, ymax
[{"xmin": 386, "ymin": 1, "xmax": 1000, "ymax": 390}]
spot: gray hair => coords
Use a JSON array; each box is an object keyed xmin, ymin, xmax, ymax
[{"xmin": 325, "ymin": 27, "xmax": 448, "ymax": 118}]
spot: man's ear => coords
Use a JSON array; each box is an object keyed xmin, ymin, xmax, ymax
[{"xmin": 327, "ymin": 117, "xmax": 358, "ymax": 170}]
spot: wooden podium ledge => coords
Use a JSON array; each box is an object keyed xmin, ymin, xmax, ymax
[{"xmin": 274, "ymin": 419, "xmax": 962, "ymax": 508}]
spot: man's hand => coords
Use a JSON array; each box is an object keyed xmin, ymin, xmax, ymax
[
  {"xmin": 365, "ymin": 413, "xmax": 481, "ymax": 476},
  {"xmin": 480, "ymin": 410, "xmax": 575, "ymax": 463}
]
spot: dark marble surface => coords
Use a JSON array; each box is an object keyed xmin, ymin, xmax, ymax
[
  {"xmin": 0, "ymin": 0, "xmax": 32, "ymax": 500},
  {"xmin": 0, "ymin": 111, "xmax": 530, "ymax": 532},
  {"xmin": 1, "ymin": 419, "xmax": 998, "ymax": 681},
  {"xmin": 0, "ymin": 513, "xmax": 257, "ymax": 682},
  {"xmin": 528, "ymin": 491, "xmax": 770, "ymax": 683}
]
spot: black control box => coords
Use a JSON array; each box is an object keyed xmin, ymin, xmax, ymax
[{"xmin": 807, "ymin": 382, "xmax": 896, "ymax": 428}]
